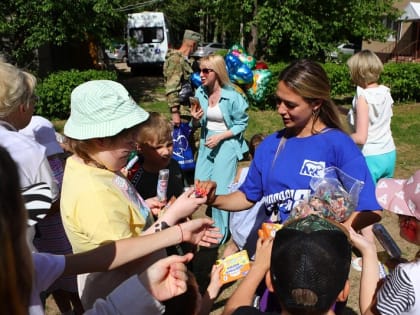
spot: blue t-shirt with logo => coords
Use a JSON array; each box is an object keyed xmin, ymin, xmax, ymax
[{"xmin": 239, "ymin": 128, "xmax": 381, "ymax": 223}]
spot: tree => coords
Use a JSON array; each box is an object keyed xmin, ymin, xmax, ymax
[
  {"xmin": 0, "ymin": 0, "xmax": 401, "ymax": 71},
  {"xmin": 252, "ymin": 0, "xmax": 400, "ymax": 61},
  {"xmin": 0, "ymin": 0, "xmax": 125, "ymax": 70}
]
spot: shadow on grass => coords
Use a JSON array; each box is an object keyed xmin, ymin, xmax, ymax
[{"xmin": 115, "ymin": 66, "xmax": 165, "ymax": 104}]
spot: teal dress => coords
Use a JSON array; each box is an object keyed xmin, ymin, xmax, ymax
[{"xmin": 194, "ymin": 84, "xmax": 249, "ymax": 244}]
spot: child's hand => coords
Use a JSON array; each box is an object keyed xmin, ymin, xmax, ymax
[
  {"xmin": 207, "ymin": 264, "xmax": 224, "ymax": 299},
  {"xmin": 348, "ymin": 227, "xmax": 376, "ymax": 256},
  {"xmin": 163, "ymin": 188, "xmax": 207, "ymax": 223},
  {"xmin": 145, "ymin": 197, "xmax": 166, "ymax": 216},
  {"xmin": 253, "ymin": 237, "xmax": 273, "ymax": 273}
]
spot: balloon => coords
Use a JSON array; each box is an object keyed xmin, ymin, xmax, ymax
[
  {"xmin": 231, "ymin": 64, "xmax": 254, "ymax": 85},
  {"xmin": 191, "ymin": 72, "xmax": 202, "ymax": 88},
  {"xmin": 255, "ymin": 61, "xmax": 269, "ymax": 70},
  {"xmin": 238, "ymin": 54, "xmax": 256, "ymax": 70},
  {"xmin": 230, "ymin": 50, "xmax": 241, "ymax": 57},
  {"xmin": 229, "ymin": 44, "xmax": 246, "ymax": 55},
  {"xmin": 246, "ymin": 69, "xmax": 272, "ymax": 102},
  {"xmin": 225, "ymin": 53, "xmax": 242, "ymax": 74},
  {"xmin": 232, "ymin": 84, "xmax": 247, "ymax": 100}
]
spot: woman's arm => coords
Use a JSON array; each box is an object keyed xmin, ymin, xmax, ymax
[
  {"xmin": 351, "ymin": 95, "xmax": 369, "ymax": 145},
  {"xmin": 63, "ymin": 217, "xmax": 219, "ymax": 276},
  {"xmin": 196, "ymin": 180, "xmax": 255, "ymax": 212}
]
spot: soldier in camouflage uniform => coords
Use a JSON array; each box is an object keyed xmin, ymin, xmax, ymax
[{"xmin": 163, "ymin": 29, "xmax": 202, "ymax": 126}]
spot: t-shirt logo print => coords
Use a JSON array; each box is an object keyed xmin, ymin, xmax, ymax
[{"xmin": 299, "ymin": 160, "xmax": 325, "ymax": 178}]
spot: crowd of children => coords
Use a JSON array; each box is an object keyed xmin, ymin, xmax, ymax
[{"xmin": 1, "ymin": 50, "xmax": 419, "ymax": 315}]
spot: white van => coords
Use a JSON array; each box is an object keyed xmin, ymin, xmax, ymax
[{"xmin": 127, "ymin": 12, "xmax": 171, "ymax": 73}]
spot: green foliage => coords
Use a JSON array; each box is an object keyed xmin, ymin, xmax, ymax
[
  {"xmin": 248, "ymin": 61, "xmax": 420, "ymax": 110},
  {"xmin": 323, "ymin": 63, "xmax": 353, "ymax": 97},
  {"xmin": 254, "ymin": 0, "xmax": 398, "ymax": 61},
  {"xmin": 35, "ymin": 69, "xmax": 117, "ymax": 120},
  {"xmin": 0, "ymin": 0, "xmax": 125, "ymax": 68},
  {"xmin": 382, "ymin": 63, "xmax": 420, "ymax": 103}
]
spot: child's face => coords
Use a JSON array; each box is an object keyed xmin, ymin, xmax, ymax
[
  {"xmin": 97, "ymin": 133, "xmax": 137, "ymax": 171},
  {"xmin": 398, "ymin": 215, "xmax": 420, "ymax": 245},
  {"xmin": 140, "ymin": 138, "xmax": 173, "ymax": 169}
]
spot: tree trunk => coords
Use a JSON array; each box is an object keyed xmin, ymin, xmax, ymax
[{"xmin": 247, "ymin": 0, "xmax": 258, "ymax": 56}]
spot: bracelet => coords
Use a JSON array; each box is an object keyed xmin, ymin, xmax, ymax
[{"xmin": 177, "ymin": 224, "xmax": 184, "ymax": 243}]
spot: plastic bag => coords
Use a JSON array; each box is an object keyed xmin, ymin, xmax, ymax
[
  {"xmin": 290, "ymin": 167, "xmax": 364, "ymax": 222},
  {"xmin": 179, "ymin": 80, "xmax": 194, "ymax": 104},
  {"xmin": 172, "ymin": 122, "xmax": 195, "ymax": 171}
]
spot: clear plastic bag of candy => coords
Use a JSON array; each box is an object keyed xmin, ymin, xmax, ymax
[{"xmin": 290, "ymin": 167, "xmax": 364, "ymax": 222}]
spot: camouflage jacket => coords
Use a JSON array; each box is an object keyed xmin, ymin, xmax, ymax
[{"xmin": 163, "ymin": 49, "xmax": 194, "ymax": 107}]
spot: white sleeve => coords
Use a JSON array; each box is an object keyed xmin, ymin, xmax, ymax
[
  {"xmin": 84, "ymin": 275, "xmax": 165, "ymax": 315},
  {"xmin": 37, "ymin": 156, "xmax": 60, "ymax": 201}
]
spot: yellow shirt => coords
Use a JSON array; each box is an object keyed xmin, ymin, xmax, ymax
[{"xmin": 61, "ymin": 156, "xmax": 154, "ymax": 253}]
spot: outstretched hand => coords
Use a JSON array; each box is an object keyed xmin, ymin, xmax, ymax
[
  {"xmin": 163, "ymin": 188, "xmax": 207, "ymax": 223},
  {"xmin": 195, "ymin": 179, "xmax": 217, "ymax": 205},
  {"xmin": 180, "ymin": 218, "xmax": 222, "ymax": 247},
  {"xmin": 139, "ymin": 253, "xmax": 194, "ymax": 302}
]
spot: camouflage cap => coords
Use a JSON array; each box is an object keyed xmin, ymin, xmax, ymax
[{"xmin": 183, "ymin": 29, "xmax": 202, "ymax": 43}]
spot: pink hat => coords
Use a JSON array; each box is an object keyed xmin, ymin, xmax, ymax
[{"xmin": 375, "ymin": 170, "xmax": 420, "ymax": 220}]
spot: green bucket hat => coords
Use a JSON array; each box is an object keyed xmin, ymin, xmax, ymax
[{"xmin": 64, "ymin": 80, "xmax": 149, "ymax": 140}]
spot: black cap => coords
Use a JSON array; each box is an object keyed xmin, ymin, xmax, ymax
[{"xmin": 270, "ymin": 215, "xmax": 351, "ymax": 313}]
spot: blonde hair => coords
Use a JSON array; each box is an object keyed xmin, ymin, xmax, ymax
[
  {"xmin": 199, "ymin": 54, "xmax": 231, "ymax": 87},
  {"xmin": 279, "ymin": 59, "xmax": 344, "ymax": 133},
  {"xmin": 0, "ymin": 61, "xmax": 37, "ymax": 118},
  {"xmin": 347, "ymin": 50, "xmax": 383, "ymax": 87},
  {"xmin": 137, "ymin": 112, "xmax": 173, "ymax": 145},
  {"xmin": 0, "ymin": 146, "xmax": 33, "ymax": 314}
]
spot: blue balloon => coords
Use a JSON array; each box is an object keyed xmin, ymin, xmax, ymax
[
  {"xmin": 191, "ymin": 72, "xmax": 202, "ymax": 88},
  {"xmin": 225, "ymin": 53, "xmax": 242, "ymax": 73},
  {"xmin": 232, "ymin": 64, "xmax": 254, "ymax": 85}
]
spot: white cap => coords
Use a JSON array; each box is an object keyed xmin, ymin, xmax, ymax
[{"xmin": 20, "ymin": 115, "xmax": 64, "ymax": 157}]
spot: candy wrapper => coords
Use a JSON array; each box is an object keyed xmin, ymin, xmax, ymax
[
  {"xmin": 258, "ymin": 222, "xmax": 283, "ymax": 240},
  {"xmin": 290, "ymin": 167, "xmax": 364, "ymax": 222},
  {"xmin": 216, "ymin": 250, "xmax": 251, "ymax": 284}
]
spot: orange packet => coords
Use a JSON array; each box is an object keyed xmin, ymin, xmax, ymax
[
  {"xmin": 257, "ymin": 222, "xmax": 283, "ymax": 240},
  {"xmin": 216, "ymin": 250, "xmax": 251, "ymax": 284}
]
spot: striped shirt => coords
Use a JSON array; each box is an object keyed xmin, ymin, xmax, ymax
[{"xmin": 377, "ymin": 260, "xmax": 420, "ymax": 315}]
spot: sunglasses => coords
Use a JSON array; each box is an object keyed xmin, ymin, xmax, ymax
[{"xmin": 200, "ymin": 68, "xmax": 214, "ymax": 74}]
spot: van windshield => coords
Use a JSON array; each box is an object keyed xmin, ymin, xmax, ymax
[{"xmin": 129, "ymin": 27, "xmax": 164, "ymax": 44}]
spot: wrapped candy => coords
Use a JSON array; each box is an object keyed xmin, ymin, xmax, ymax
[{"xmin": 290, "ymin": 167, "xmax": 364, "ymax": 223}]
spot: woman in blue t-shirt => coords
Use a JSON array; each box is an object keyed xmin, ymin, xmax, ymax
[{"xmin": 198, "ymin": 59, "xmax": 381, "ymax": 231}]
